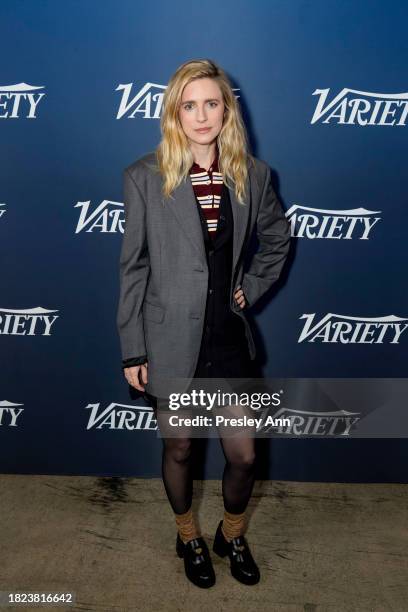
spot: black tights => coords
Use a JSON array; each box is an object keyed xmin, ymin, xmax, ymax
[{"xmin": 160, "ymin": 434, "xmax": 256, "ymax": 515}]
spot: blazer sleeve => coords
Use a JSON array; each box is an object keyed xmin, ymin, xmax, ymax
[
  {"xmin": 241, "ymin": 164, "xmax": 291, "ymax": 308},
  {"xmin": 122, "ymin": 355, "xmax": 148, "ymax": 369},
  {"xmin": 116, "ymin": 168, "xmax": 150, "ymax": 361}
]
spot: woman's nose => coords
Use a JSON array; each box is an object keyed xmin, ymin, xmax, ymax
[{"xmin": 196, "ymin": 107, "xmax": 207, "ymax": 121}]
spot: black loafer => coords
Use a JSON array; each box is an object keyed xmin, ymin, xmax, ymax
[
  {"xmin": 176, "ymin": 533, "xmax": 216, "ymax": 588},
  {"xmin": 213, "ymin": 520, "xmax": 260, "ymax": 585}
]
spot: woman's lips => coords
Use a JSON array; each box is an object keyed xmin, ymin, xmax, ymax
[{"xmin": 195, "ymin": 127, "xmax": 211, "ymax": 133}]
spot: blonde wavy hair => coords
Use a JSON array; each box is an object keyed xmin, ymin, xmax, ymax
[{"xmin": 155, "ymin": 58, "xmax": 255, "ymax": 205}]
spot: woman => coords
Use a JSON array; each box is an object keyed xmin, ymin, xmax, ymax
[{"xmin": 117, "ymin": 59, "xmax": 291, "ymax": 588}]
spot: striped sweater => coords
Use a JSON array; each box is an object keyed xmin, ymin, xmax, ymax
[{"xmin": 189, "ymin": 145, "xmax": 222, "ymax": 238}]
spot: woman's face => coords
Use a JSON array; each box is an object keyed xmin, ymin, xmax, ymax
[{"xmin": 178, "ymin": 77, "xmax": 225, "ymax": 146}]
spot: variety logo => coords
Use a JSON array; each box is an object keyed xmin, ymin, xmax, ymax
[
  {"xmin": 311, "ymin": 88, "xmax": 408, "ymax": 126},
  {"xmin": 115, "ymin": 82, "xmax": 240, "ymax": 119},
  {"xmin": 286, "ymin": 205, "xmax": 381, "ymax": 239},
  {"xmin": 298, "ymin": 313, "xmax": 408, "ymax": 344},
  {"xmin": 0, "ymin": 400, "xmax": 24, "ymax": 426},
  {"xmin": 259, "ymin": 407, "xmax": 360, "ymax": 436},
  {"xmin": 0, "ymin": 83, "xmax": 46, "ymax": 119},
  {"xmin": 86, "ymin": 402, "xmax": 158, "ymax": 430},
  {"xmin": 0, "ymin": 203, "xmax": 5, "ymax": 219},
  {"xmin": 74, "ymin": 200, "xmax": 124, "ymax": 233},
  {"xmin": 0, "ymin": 307, "xmax": 59, "ymax": 335}
]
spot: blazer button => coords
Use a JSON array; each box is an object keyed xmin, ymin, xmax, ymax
[
  {"xmin": 208, "ymin": 288, "xmax": 213, "ymax": 295},
  {"xmin": 205, "ymin": 361, "xmax": 212, "ymax": 368}
]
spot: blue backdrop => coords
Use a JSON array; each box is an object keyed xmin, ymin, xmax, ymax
[{"xmin": 1, "ymin": 0, "xmax": 407, "ymax": 480}]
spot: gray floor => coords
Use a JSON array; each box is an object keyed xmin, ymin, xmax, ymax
[{"xmin": 2, "ymin": 476, "xmax": 408, "ymax": 611}]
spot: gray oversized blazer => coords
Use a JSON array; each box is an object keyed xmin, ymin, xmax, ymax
[{"xmin": 116, "ymin": 151, "xmax": 291, "ymax": 398}]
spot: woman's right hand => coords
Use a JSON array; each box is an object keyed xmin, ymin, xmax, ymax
[{"xmin": 124, "ymin": 363, "xmax": 148, "ymax": 392}]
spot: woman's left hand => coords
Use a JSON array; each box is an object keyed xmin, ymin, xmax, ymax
[{"xmin": 234, "ymin": 284, "xmax": 247, "ymax": 309}]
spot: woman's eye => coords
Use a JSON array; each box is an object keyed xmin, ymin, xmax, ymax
[{"xmin": 183, "ymin": 102, "xmax": 218, "ymax": 110}]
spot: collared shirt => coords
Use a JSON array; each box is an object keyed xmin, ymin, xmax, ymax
[{"xmin": 189, "ymin": 145, "xmax": 222, "ymax": 239}]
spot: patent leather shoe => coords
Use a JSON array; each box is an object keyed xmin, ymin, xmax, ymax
[
  {"xmin": 213, "ymin": 520, "xmax": 260, "ymax": 585},
  {"xmin": 176, "ymin": 532, "xmax": 216, "ymax": 588}
]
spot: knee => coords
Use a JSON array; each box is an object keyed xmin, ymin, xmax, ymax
[
  {"xmin": 165, "ymin": 438, "xmax": 193, "ymax": 463},
  {"xmin": 228, "ymin": 451, "xmax": 256, "ymax": 470}
]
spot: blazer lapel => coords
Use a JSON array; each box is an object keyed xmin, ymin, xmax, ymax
[
  {"xmin": 162, "ymin": 169, "xmax": 251, "ymax": 273},
  {"xmin": 162, "ymin": 176, "xmax": 206, "ymax": 263},
  {"xmin": 229, "ymin": 173, "xmax": 251, "ymax": 273}
]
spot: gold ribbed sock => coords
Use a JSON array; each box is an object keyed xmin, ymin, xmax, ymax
[
  {"xmin": 221, "ymin": 509, "xmax": 246, "ymax": 542},
  {"xmin": 175, "ymin": 507, "xmax": 201, "ymax": 544}
]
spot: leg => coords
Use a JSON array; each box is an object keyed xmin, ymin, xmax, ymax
[
  {"xmin": 161, "ymin": 436, "xmax": 194, "ymax": 515},
  {"xmin": 147, "ymin": 393, "xmax": 200, "ymax": 542},
  {"xmin": 219, "ymin": 434, "xmax": 256, "ymax": 540},
  {"xmin": 219, "ymin": 434, "xmax": 256, "ymax": 515},
  {"xmin": 213, "ymin": 419, "xmax": 260, "ymax": 585}
]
